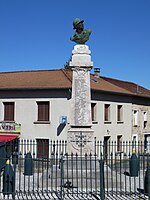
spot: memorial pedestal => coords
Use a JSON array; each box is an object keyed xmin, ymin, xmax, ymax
[
  {"xmin": 68, "ymin": 44, "xmax": 94, "ymax": 155},
  {"xmin": 68, "ymin": 128, "xmax": 94, "ymax": 155}
]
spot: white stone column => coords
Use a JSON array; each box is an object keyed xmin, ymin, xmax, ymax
[
  {"xmin": 68, "ymin": 45, "xmax": 94, "ymax": 155},
  {"xmin": 71, "ymin": 67, "xmax": 92, "ymax": 126}
]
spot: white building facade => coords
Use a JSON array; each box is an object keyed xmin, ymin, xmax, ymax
[{"xmin": 0, "ymin": 69, "xmax": 149, "ymax": 146}]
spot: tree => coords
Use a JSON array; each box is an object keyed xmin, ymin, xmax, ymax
[{"xmin": 64, "ymin": 57, "xmax": 72, "ymax": 70}]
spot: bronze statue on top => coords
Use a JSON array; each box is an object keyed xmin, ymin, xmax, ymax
[{"xmin": 70, "ymin": 18, "xmax": 92, "ymax": 44}]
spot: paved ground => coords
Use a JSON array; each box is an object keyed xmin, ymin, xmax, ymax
[{"xmin": 0, "ymin": 190, "xmax": 148, "ymax": 200}]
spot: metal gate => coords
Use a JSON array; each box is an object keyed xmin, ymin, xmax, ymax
[{"xmin": 0, "ymin": 140, "xmax": 149, "ymax": 199}]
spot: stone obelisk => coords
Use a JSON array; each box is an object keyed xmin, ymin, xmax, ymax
[
  {"xmin": 68, "ymin": 18, "xmax": 94, "ymax": 155},
  {"xmin": 67, "ymin": 44, "xmax": 94, "ymax": 155}
]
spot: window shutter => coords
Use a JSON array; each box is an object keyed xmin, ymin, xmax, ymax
[
  {"xmin": 91, "ymin": 103, "xmax": 96, "ymax": 121},
  {"xmin": 37, "ymin": 102, "xmax": 49, "ymax": 121},
  {"xmin": 117, "ymin": 105, "xmax": 122, "ymax": 121},
  {"xmin": 4, "ymin": 102, "xmax": 14, "ymax": 121},
  {"xmin": 144, "ymin": 112, "xmax": 147, "ymax": 121},
  {"xmin": 105, "ymin": 104, "xmax": 109, "ymax": 121},
  {"xmin": 133, "ymin": 110, "xmax": 138, "ymax": 126},
  {"xmin": 37, "ymin": 139, "xmax": 49, "ymax": 158}
]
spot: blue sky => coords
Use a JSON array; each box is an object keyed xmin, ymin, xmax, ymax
[{"xmin": 0, "ymin": 0, "xmax": 150, "ymax": 89}]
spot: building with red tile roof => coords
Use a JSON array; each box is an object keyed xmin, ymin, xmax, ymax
[{"xmin": 0, "ymin": 68, "xmax": 149, "ymax": 148}]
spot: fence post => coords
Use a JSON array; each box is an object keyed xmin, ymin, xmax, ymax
[
  {"xmin": 145, "ymin": 160, "xmax": 150, "ymax": 199},
  {"xmin": 12, "ymin": 150, "xmax": 18, "ymax": 200},
  {"xmin": 99, "ymin": 155, "xmax": 105, "ymax": 200},
  {"xmin": 148, "ymin": 164, "xmax": 150, "ymax": 200},
  {"xmin": 60, "ymin": 153, "xmax": 64, "ymax": 200}
]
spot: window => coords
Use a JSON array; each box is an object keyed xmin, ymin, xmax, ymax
[
  {"xmin": 132, "ymin": 135, "xmax": 137, "ymax": 150},
  {"xmin": 104, "ymin": 136, "xmax": 110, "ymax": 160},
  {"xmin": 117, "ymin": 135, "xmax": 122, "ymax": 152},
  {"xmin": 143, "ymin": 111, "xmax": 147, "ymax": 129},
  {"xmin": 3, "ymin": 102, "xmax": 14, "ymax": 121},
  {"xmin": 104, "ymin": 104, "xmax": 110, "ymax": 121},
  {"xmin": 36, "ymin": 139, "xmax": 49, "ymax": 158},
  {"xmin": 91, "ymin": 103, "xmax": 96, "ymax": 121},
  {"xmin": 117, "ymin": 105, "xmax": 123, "ymax": 121},
  {"xmin": 37, "ymin": 101, "xmax": 49, "ymax": 121},
  {"xmin": 133, "ymin": 110, "xmax": 138, "ymax": 126},
  {"xmin": 144, "ymin": 135, "xmax": 150, "ymax": 152}
]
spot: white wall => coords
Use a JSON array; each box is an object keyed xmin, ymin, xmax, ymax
[
  {"xmin": 92, "ymin": 101, "xmax": 132, "ymax": 141},
  {"xmin": 132, "ymin": 104, "xmax": 150, "ymax": 141},
  {"xmin": 0, "ymin": 98, "xmax": 132, "ymax": 141},
  {"xmin": 0, "ymin": 98, "xmax": 70, "ymax": 140}
]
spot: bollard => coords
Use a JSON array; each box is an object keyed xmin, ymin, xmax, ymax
[
  {"xmin": 24, "ymin": 151, "xmax": 33, "ymax": 176},
  {"xmin": 137, "ymin": 162, "xmax": 150, "ymax": 197},
  {"xmin": 3, "ymin": 160, "xmax": 14, "ymax": 196},
  {"xmin": 99, "ymin": 158, "xmax": 105, "ymax": 200},
  {"xmin": 129, "ymin": 150, "xmax": 139, "ymax": 177}
]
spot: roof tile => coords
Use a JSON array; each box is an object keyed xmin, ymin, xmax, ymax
[{"xmin": 0, "ymin": 69, "xmax": 149, "ymax": 98}]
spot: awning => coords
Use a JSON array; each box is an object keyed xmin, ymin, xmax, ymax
[{"xmin": 0, "ymin": 135, "xmax": 18, "ymax": 142}]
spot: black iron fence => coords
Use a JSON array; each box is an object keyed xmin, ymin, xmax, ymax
[{"xmin": 0, "ymin": 139, "xmax": 149, "ymax": 199}]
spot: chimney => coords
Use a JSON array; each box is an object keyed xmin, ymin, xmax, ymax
[{"xmin": 94, "ymin": 68, "xmax": 100, "ymax": 78}]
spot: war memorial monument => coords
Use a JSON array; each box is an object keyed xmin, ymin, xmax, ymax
[{"xmin": 67, "ymin": 18, "xmax": 94, "ymax": 155}]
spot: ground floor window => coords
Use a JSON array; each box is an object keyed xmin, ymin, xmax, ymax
[
  {"xmin": 117, "ymin": 135, "xmax": 122, "ymax": 152},
  {"xmin": 36, "ymin": 139, "xmax": 49, "ymax": 158},
  {"xmin": 144, "ymin": 135, "xmax": 150, "ymax": 153},
  {"xmin": 104, "ymin": 136, "xmax": 110, "ymax": 160}
]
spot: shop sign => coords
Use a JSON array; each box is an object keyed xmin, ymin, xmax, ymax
[{"xmin": 0, "ymin": 122, "xmax": 21, "ymax": 133}]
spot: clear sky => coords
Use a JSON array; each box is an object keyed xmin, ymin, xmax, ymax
[{"xmin": 0, "ymin": 0, "xmax": 150, "ymax": 89}]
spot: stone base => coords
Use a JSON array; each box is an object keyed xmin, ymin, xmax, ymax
[
  {"xmin": 69, "ymin": 45, "xmax": 93, "ymax": 67},
  {"xmin": 67, "ymin": 127, "xmax": 94, "ymax": 155}
]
